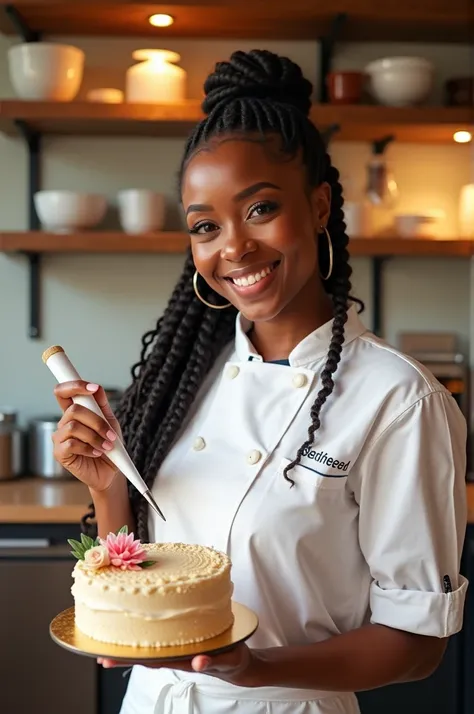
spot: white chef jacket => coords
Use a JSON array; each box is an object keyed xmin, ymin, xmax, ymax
[{"xmin": 120, "ymin": 304, "xmax": 468, "ymax": 714}]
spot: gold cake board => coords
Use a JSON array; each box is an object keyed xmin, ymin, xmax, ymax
[{"xmin": 50, "ymin": 601, "xmax": 258, "ymax": 662}]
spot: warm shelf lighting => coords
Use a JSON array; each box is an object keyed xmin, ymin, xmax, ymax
[
  {"xmin": 149, "ymin": 13, "xmax": 174, "ymax": 28},
  {"xmin": 453, "ymin": 130, "xmax": 472, "ymax": 144},
  {"xmin": 459, "ymin": 184, "xmax": 474, "ymax": 238}
]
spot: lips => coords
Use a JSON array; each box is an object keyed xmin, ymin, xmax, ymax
[
  {"xmin": 230, "ymin": 263, "xmax": 277, "ymax": 287},
  {"xmin": 222, "ymin": 260, "xmax": 280, "ymax": 298}
]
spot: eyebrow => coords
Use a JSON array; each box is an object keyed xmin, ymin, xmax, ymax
[
  {"xmin": 234, "ymin": 181, "xmax": 282, "ymax": 202},
  {"xmin": 185, "ymin": 181, "xmax": 282, "ymax": 216}
]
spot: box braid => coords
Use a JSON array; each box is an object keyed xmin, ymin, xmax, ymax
[{"xmin": 81, "ymin": 49, "xmax": 362, "ymax": 540}]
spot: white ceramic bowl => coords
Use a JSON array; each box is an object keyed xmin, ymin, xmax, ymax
[
  {"xmin": 8, "ymin": 43, "xmax": 85, "ymax": 101},
  {"xmin": 34, "ymin": 191, "xmax": 107, "ymax": 233},
  {"xmin": 365, "ymin": 57, "xmax": 434, "ymax": 107},
  {"xmin": 395, "ymin": 214, "xmax": 438, "ymax": 238}
]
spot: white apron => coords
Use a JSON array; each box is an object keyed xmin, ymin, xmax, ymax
[{"xmin": 121, "ymin": 665, "xmax": 360, "ymax": 714}]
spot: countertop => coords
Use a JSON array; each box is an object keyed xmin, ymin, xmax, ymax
[
  {"xmin": 0, "ymin": 478, "xmax": 474, "ymax": 525},
  {"xmin": 0, "ymin": 477, "xmax": 90, "ymax": 523}
]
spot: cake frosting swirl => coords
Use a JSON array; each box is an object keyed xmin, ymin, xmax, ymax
[{"xmin": 71, "ymin": 541, "xmax": 234, "ymax": 647}]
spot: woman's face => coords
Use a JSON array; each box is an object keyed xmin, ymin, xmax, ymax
[{"xmin": 181, "ymin": 136, "xmax": 330, "ymax": 323}]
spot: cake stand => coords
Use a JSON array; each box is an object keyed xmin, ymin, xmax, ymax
[{"xmin": 50, "ymin": 601, "xmax": 259, "ymax": 662}]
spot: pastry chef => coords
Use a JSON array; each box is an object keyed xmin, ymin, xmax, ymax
[{"xmin": 52, "ymin": 49, "xmax": 468, "ymax": 714}]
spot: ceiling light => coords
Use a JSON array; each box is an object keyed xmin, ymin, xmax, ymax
[
  {"xmin": 453, "ymin": 130, "xmax": 472, "ymax": 144},
  {"xmin": 149, "ymin": 13, "xmax": 174, "ymax": 28}
]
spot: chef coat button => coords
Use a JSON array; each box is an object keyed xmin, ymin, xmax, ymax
[
  {"xmin": 193, "ymin": 437, "xmax": 206, "ymax": 452},
  {"xmin": 292, "ymin": 373, "xmax": 308, "ymax": 388},
  {"xmin": 247, "ymin": 449, "xmax": 262, "ymax": 465},
  {"xmin": 226, "ymin": 365, "xmax": 240, "ymax": 380}
]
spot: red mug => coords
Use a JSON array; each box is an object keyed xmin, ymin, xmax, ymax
[{"xmin": 327, "ymin": 71, "xmax": 366, "ymax": 105}]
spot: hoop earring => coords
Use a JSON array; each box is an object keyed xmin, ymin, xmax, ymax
[
  {"xmin": 193, "ymin": 271, "xmax": 232, "ymax": 310},
  {"xmin": 319, "ymin": 226, "xmax": 334, "ymax": 281}
]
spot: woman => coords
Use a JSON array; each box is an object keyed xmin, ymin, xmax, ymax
[{"xmin": 52, "ymin": 50, "xmax": 468, "ymax": 714}]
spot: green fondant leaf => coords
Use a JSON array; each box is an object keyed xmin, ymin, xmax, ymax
[
  {"xmin": 80, "ymin": 534, "xmax": 95, "ymax": 550},
  {"xmin": 67, "ymin": 538, "xmax": 82, "ymax": 550},
  {"xmin": 139, "ymin": 560, "xmax": 156, "ymax": 569}
]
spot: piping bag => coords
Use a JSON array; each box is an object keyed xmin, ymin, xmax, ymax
[{"xmin": 42, "ymin": 345, "xmax": 166, "ymax": 522}]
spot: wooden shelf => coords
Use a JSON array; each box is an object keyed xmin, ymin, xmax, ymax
[
  {"xmin": 349, "ymin": 238, "xmax": 474, "ymax": 258},
  {"xmin": 0, "ymin": 99, "xmax": 204, "ymax": 138},
  {"xmin": 0, "ymin": 101, "xmax": 471, "ymax": 143},
  {"xmin": 0, "ymin": 231, "xmax": 190, "ymax": 253},
  {"xmin": 0, "ymin": 1, "xmax": 471, "ymax": 43},
  {"xmin": 1, "ymin": 232, "xmax": 472, "ymax": 258}
]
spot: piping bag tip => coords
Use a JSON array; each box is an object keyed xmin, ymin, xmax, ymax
[{"xmin": 143, "ymin": 490, "xmax": 166, "ymax": 522}]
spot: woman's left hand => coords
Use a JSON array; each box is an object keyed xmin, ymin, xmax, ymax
[{"xmin": 97, "ymin": 643, "xmax": 261, "ymax": 687}]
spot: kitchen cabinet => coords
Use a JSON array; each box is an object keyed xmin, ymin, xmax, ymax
[
  {"xmin": 100, "ymin": 668, "xmax": 130, "ymax": 714},
  {"xmin": 0, "ymin": 537, "xmax": 97, "ymax": 714},
  {"xmin": 462, "ymin": 525, "xmax": 474, "ymax": 714},
  {"xmin": 357, "ymin": 634, "xmax": 463, "ymax": 714}
]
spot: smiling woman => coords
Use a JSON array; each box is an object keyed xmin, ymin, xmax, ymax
[{"xmin": 51, "ymin": 49, "xmax": 468, "ymax": 714}]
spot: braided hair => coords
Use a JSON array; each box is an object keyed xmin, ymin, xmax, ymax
[{"xmin": 82, "ymin": 49, "xmax": 362, "ymax": 542}]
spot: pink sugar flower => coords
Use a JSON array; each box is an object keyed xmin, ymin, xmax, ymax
[{"xmin": 101, "ymin": 531, "xmax": 147, "ymax": 571}]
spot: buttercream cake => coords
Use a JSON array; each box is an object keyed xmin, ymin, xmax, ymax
[{"xmin": 70, "ymin": 532, "xmax": 234, "ymax": 647}]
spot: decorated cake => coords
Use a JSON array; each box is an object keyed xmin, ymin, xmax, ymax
[{"xmin": 69, "ymin": 527, "xmax": 234, "ymax": 647}]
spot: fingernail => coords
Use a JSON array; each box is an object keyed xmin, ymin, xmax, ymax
[
  {"xmin": 106, "ymin": 430, "xmax": 117, "ymax": 441},
  {"xmin": 102, "ymin": 441, "xmax": 113, "ymax": 451},
  {"xmin": 92, "ymin": 449, "xmax": 102, "ymax": 457},
  {"xmin": 86, "ymin": 383, "xmax": 99, "ymax": 392}
]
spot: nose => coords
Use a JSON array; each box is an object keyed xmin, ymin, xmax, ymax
[{"xmin": 220, "ymin": 228, "xmax": 257, "ymax": 262}]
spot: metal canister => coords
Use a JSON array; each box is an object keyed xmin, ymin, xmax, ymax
[
  {"xmin": 0, "ymin": 409, "xmax": 24, "ymax": 480},
  {"xmin": 28, "ymin": 416, "xmax": 72, "ymax": 480}
]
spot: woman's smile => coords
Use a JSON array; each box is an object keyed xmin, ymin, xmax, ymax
[{"xmin": 221, "ymin": 260, "xmax": 281, "ymax": 299}]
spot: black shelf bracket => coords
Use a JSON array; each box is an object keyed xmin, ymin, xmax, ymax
[
  {"xmin": 318, "ymin": 13, "xmax": 348, "ymax": 103},
  {"xmin": 3, "ymin": 4, "xmax": 40, "ymax": 42},
  {"xmin": 4, "ymin": 8, "xmax": 43, "ymax": 338},
  {"xmin": 371, "ymin": 257, "xmax": 387, "ymax": 337},
  {"xmin": 321, "ymin": 122, "xmax": 341, "ymax": 148},
  {"xmin": 15, "ymin": 119, "xmax": 42, "ymax": 339}
]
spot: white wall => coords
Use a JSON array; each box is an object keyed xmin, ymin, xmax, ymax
[{"xmin": 0, "ymin": 34, "xmax": 471, "ymax": 424}]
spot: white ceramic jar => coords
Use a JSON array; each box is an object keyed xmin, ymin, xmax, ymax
[
  {"xmin": 8, "ymin": 42, "xmax": 85, "ymax": 101},
  {"xmin": 117, "ymin": 190, "xmax": 166, "ymax": 234},
  {"xmin": 126, "ymin": 49, "xmax": 186, "ymax": 103}
]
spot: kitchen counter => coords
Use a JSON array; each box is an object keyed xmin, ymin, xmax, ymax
[
  {"xmin": 0, "ymin": 477, "xmax": 90, "ymax": 523},
  {"xmin": 1, "ymin": 478, "xmax": 474, "ymax": 525}
]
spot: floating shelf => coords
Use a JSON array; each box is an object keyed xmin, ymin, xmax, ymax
[
  {"xmin": 0, "ymin": 101, "xmax": 471, "ymax": 143},
  {"xmin": 1, "ymin": 232, "xmax": 472, "ymax": 258},
  {"xmin": 0, "ymin": 0, "xmax": 471, "ymax": 43}
]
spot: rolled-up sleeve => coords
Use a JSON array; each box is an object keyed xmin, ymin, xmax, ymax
[{"xmin": 354, "ymin": 390, "xmax": 468, "ymax": 638}]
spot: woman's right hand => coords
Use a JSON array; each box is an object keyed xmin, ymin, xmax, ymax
[{"xmin": 52, "ymin": 381, "xmax": 123, "ymax": 493}]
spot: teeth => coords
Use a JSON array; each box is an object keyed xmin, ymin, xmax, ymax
[{"xmin": 232, "ymin": 265, "xmax": 274, "ymax": 287}]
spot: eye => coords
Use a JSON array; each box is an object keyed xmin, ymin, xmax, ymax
[
  {"xmin": 188, "ymin": 220, "xmax": 219, "ymax": 236},
  {"xmin": 247, "ymin": 200, "xmax": 279, "ymax": 220}
]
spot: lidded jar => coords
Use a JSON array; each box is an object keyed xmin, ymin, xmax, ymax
[
  {"xmin": 125, "ymin": 49, "xmax": 186, "ymax": 103},
  {"xmin": 0, "ymin": 409, "xmax": 24, "ymax": 480}
]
